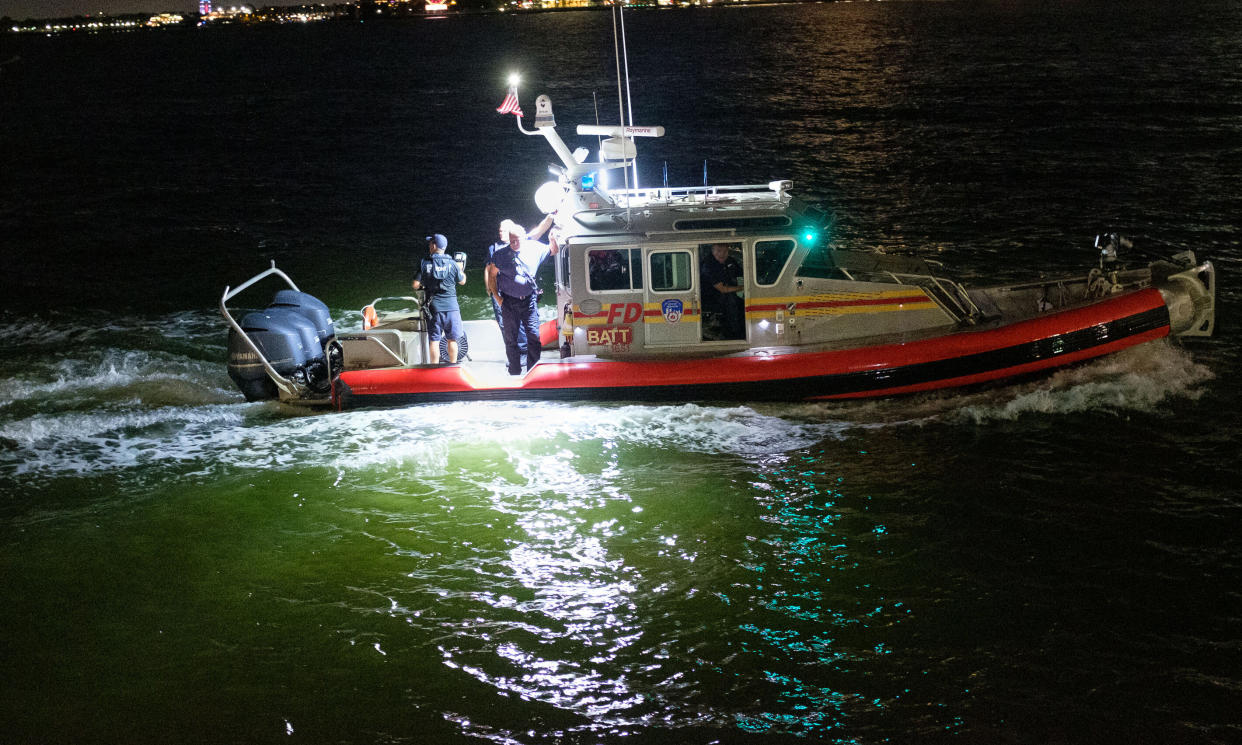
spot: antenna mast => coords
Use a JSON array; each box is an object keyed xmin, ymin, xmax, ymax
[
  {"xmin": 619, "ymin": 6, "xmax": 638, "ymax": 189},
  {"xmin": 611, "ymin": 6, "xmax": 629, "ymax": 194}
]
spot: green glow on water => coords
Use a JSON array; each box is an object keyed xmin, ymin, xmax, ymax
[
  {"xmin": 1, "ymin": 409, "xmax": 922, "ymax": 741},
  {"xmin": 1, "ymin": 337, "xmax": 1228, "ymax": 741}
]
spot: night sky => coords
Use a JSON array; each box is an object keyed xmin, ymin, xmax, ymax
[{"xmin": 2, "ymin": 0, "xmax": 199, "ymax": 20}]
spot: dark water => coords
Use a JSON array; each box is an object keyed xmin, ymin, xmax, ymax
[{"xmin": 2, "ymin": 2, "xmax": 1240, "ymax": 743}]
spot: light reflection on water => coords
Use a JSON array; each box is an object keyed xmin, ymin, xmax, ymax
[
  {"xmin": 0, "ymin": 317, "xmax": 1222, "ymax": 741},
  {"xmin": 325, "ymin": 428, "xmax": 909, "ymax": 739}
]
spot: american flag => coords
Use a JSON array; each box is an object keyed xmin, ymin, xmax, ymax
[{"xmin": 496, "ymin": 85, "xmax": 523, "ymax": 118}]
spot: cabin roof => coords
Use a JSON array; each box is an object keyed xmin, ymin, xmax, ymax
[{"xmin": 557, "ymin": 181, "xmax": 827, "ymax": 244}]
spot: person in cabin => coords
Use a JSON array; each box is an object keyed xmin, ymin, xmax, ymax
[
  {"xmin": 412, "ymin": 233, "xmax": 466, "ymax": 364},
  {"xmin": 700, "ymin": 242, "xmax": 746, "ymax": 340},
  {"xmin": 588, "ymin": 249, "xmax": 628, "ymax": 290},
  {"xmin": 485, "ymin": 220, "xmax": 559, "ymax": 375}
]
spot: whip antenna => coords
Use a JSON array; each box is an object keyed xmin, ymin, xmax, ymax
[
  {"xmin": 619, "ymin": 5, "xmax": 638, "ymax": 190},
  {"xmin": 611, "ymin": 4, "xmax": 632, "ymax": 222},
  {"xmin": 592, "ymin": 91, "xmax": 603, "ymax": 157}
]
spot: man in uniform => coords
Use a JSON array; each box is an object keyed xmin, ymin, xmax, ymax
[
  {"xmin": 412, "ymin": 233, "xmax": 466, "ymax": 364},
  {"xmin": 700, "ymin": 242, "xmax": 745, "ymax": 340},
  {"xmin": 485, "ymin": 221, "xmax": 558, "ymax": 375},
  {"xmin": 486, "ymin": 214, "xmax": 556, "ymax": 336}
]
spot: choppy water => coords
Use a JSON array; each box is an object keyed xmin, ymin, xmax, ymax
[{"xmin": 2, "ymin": 2, "xmax": 1240, "ymax": 743}]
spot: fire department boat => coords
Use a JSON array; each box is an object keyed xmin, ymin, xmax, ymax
[{"xmin": 221, "ymin": 94, "xmax": 1216, "ymax": 411}]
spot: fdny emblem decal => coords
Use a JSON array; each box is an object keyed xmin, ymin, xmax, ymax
[{"xmin": 661, "ymin": 299, "xmax": 683, "ymax": 324}]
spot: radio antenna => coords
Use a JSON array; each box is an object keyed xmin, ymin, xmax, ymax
[
  {"xmin": 611, "ymin": 7, "xmax": 629, "ymax": 189},
  {"xmin": 611, "ymin": 4, "xmax": 632, "ymax": 221},
  {"xmin": 619, "ymin": 6, "xmax": 638, "ymax": 189},
  {"xmin": 592, "ymin": 91, "xmax": 602, "ymax": 153}
]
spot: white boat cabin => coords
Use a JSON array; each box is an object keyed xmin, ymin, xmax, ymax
[
  {"xmin": 548, "ymin": 185, "xmax": 978, "ymax": 359},
  {"xmin": 524, "ymin": 95, "xmax": 976, "ymax": 360}
]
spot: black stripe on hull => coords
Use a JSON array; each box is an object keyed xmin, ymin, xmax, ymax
[{"xmin": 337, "ymin": 306, "xmax": 1170, "ymax": 409}]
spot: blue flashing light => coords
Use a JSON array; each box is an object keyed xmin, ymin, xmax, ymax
[
  {"xmin": 802, "ymin": 230, "xmax": 819, "ymax": 245},
  {"xmin": 580, "ymin": 172, "xmax": 597, "ymax": 190}
]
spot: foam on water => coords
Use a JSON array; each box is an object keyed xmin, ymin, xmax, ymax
[
  {"xmin": 0, "ymin": 308, "xmax": 853, "ymax": 483},
  {"xmin": 2, "ymin": 309, "xmax": 225, "ymax": 350},
  {"xmin": 0, "ymin": 304, "xmax": 1215, "ymax": 486},
  {"xmin": 0, "ymin": 348, "xmax": 237, "ymax": 410},
  {"xmin": 951, "ymin": 340, "xmax": 1214, "ymax": 424},
  {"xmin": 257, "ymin": 402, "xmax": 845, "ymax": 476},
  {"xmin": 778, "ymin": 339, "xmax": 1214, "ymax": 428},
  {"xmin": 1, "ymin": 405, "xmax": 250, "ymax": 478},
  {"xmin": 0, "ymin": 396, "xmax": 844, "ymax": 483}
]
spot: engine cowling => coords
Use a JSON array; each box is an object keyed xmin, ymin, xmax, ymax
[{"xmin": 227, "ymin": 290, "xmax": 337, "ymax": 401}]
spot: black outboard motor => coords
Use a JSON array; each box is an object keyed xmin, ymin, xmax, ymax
[
  {"xmin": 227, "ymin": 290, "xmax": 340, "ymax": 402},
  {"xmin": 271, "ymin": 290, "xmax": 333, "ymax": 344},
  {"xmin": 271, "ymin": 290, "xmax": 342, "ymax": 386}
]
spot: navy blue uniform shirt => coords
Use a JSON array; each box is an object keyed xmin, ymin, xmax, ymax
[{"xmin": 416, "ymin": 253, "xmax": 464, "ymax": 313}]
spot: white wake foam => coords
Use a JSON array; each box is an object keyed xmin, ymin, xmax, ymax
[
  {"xmin": 777, "ymin": 339, "xmax": 1213, "ymax": 427},
  {"xmin": 0, "ymin": 326, "xmax": 1213, "ymax": 484}
]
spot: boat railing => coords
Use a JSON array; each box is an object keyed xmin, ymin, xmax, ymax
[
  {"xmin": 360, "ymin": 295, "xmax": 429, "ymax": 367},
  {"xmin": 219, "ymin": 261, "xmax": 310, "ymax": 401},
  {"xmin": 606, "ymin": 181, "xmax": 790, "ymax": 207},
  {"xmin": 221, "ymin": 261, "xmax": 300, "ymax": 304},
  {"xmin": 849, "ymin": 268, "xmax": 981, "ymax": 322},
  {"xmin": 928, "ymin": 276, "xmax": 983, "ymax": 321}
]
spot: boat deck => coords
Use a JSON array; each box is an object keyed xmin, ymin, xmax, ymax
[{"xmin": 451, "ymin": 319, "xmax": 565, "ymax": 388}]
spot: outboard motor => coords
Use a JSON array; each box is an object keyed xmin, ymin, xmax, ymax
[
  {"xmin": 271, "ymin": 289, "xmax": 342, "ymax": 384},
  {"xmin": 226, "ymin": 290, "xmax": 340, "ymax": 402},
  {"xmin": 271, "ymin": 290, "xmax": 334, "ymax": 344}
]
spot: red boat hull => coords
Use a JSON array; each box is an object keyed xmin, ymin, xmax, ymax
[{"xmin": 333, "ymin": 289, "xmax": 1171, "ymax": 410}]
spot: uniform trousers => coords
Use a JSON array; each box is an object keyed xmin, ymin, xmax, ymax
[{"xmin": 500, "ymin": 293, "xmax": 541, "ymax": 374}]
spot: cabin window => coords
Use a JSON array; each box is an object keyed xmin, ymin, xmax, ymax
[
  {"xmin": 588, "ymin": 248, "xmax": 643, "ymax": 292},
  {"xmin": 649, "ymin": 251, "xmax": 692, "ymax": 292},
  {"xmin": 754, "ymin": 239, "xmax": 795, "ymax": 286},
  {"xmin": 795, "ymin": 245, "xmax": 847, "ymax": 280}
]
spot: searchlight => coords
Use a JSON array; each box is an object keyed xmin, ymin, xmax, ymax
[{"xmin": 534, "ymin": 181, "xmax": 564, "ymax": 215}]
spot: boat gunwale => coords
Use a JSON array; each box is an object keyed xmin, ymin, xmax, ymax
[{"xmin": 332, "ymin": 288, "xmax": 1171, "ymax": 409}]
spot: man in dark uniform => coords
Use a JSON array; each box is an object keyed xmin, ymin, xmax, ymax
[
  {"xmin": 412, "ymin": 233, "xmax": 466, "ymax": 364},
  {"xmin": 486, "ymin": 214, "xmax": 556, "ymax": 341},
  {"xmin": 485, "ymin": 222, "xmax": 559, "ymax": 375},
  {"xmin": 700, "ymin": 242, "xmax": 745, "ymax": 340}
]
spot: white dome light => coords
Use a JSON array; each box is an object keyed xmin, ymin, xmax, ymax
[{"xmin": 534, "ymin": 181, "xmax": 564, "ymax": 215}]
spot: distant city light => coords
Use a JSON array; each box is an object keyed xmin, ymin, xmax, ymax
[{"xmin": 7, "ymin": 0, "xmax": 766, "ymax": 35}]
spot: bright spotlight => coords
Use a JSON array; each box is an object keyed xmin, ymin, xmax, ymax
[
  {"xmin": 534, "ymin": 181, "xmax": 564, "ymax": 215},
  {"xmin": 507, "ymin": 72, "xmax": 521, "ymax": 87}
]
